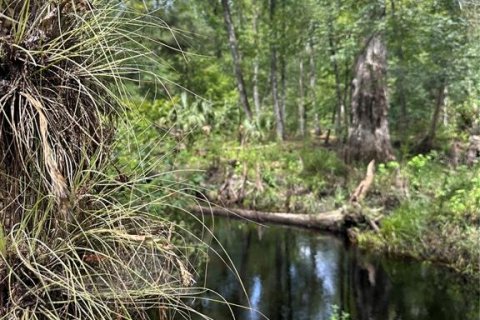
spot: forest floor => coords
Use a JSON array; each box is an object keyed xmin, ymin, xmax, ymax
[{"xmin": 170, "ymin": 135, "xmax": 480, "ymax": 277}]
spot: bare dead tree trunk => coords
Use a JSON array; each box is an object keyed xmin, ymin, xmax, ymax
[
  {"xmin": 298, "ymin": 59, "xmax": 306, "ymax": 137},
  {"xmin": 221, "ymin": 0, "xmax": 253, "ymax": 120},
  {"xmin": 252, "ymin": 0, "xmax": 261, "ymax": 116},
  {"xmin": 347, "ymin": 33, "xmax": 394, "ymax": 162},
  {"xmin": 270, "ymin": 0, "xmax": 285, "ymax": 141}
]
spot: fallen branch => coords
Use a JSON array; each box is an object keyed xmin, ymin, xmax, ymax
[{"xmin": 350, "ymin": 159, "xmax": 375, "ymax": 203}]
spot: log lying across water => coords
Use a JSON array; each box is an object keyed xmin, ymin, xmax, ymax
[
  {"xmin": 190, "ymin": 205, "xmax": 346, "ymax": 232},
  {"xmin": 189, "ymin": 159, "xmax": 379, "ymax": 233}
]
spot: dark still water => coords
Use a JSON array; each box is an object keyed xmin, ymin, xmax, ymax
[{"xmin": 182, "ymin": 218, "xmax": 479, "ymax": 320}]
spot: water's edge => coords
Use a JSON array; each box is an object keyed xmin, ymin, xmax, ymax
[{"xmin": 187, "ymin": 217, "xmax": 479, "ymax": 320}]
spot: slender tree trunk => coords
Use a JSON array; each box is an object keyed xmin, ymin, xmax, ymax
[
  {"xmin": 428, "ymin": 83, "xmax": 447, "ymax": 142},
  {"xmin": 280, "ymin": 56, "xmax": 287, "ymax": 125},
  {"xmin": 314, "ymin": 113, "xmax": 321, "ymax": 136},
  {"xmin": 442, "ymin": 87, "xmax": 449, "ymax": 127},
  {"xmin": 271, "ymin": 49, "xmax": 285, "ymax": 140},
  {"xmin": 347, "ymin": 33, "xmax": 394, "ymax": 162},
  {"xmin": 252, "ymin": 1, "xmax": 261, "ymax": 115},
  {"xmin": 308, "ymin": 36, "xmax": 320, "ymax": 136},
  {"xmin": 342, "ymin": 58, "xmax": 351, "ymax": 142},
  {"xmin": 325, "ymin": 20, "xmax": 343, "ymax": 145},
  {"xmin": 390, "ymin": 0, "xmax": 408, "ymax": 137},
  {"xmin": 253, "ymin": 59, "xmax": 260, "ymax": 115},
  {"xmin": 298, "ymin": 59, "xmax": 306, "ymax": 137},
  {"xmin": 328, "ymin": 22, "xmax": 343, "ymax": 137},
  {"xmin": 270, "ymin": 0, "xmax": 285, "ymax": 141},
  {"xmin": 415, "ymin": 81, "xmax": 447, "ymax": 153},
  {"xmin": 339, "ymin": 59, "xmax": 353, "ymax": 143},
  {"xmin": 221, "ymin": 0, "xmax": 253, "ymax": 120},
  {"xmin": 279, "ymin": 1, "xmax": 287, "ymax": 125}
]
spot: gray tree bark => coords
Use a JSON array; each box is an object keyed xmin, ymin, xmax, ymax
[
  {"xmin": 308, "ymin": 37, "xmax": 320, "ymax": 136},
  {"xmin": 270, "ymin": 0, "xmax": 285, "ymax": 141},
  {"xmin": 429, "ymin": 85, "xmax": 447, "ymax": 139},
  {"xmin": 298, "ymin": 59, "xmax": 306, "ymax": 137},
  {"xmin": 325, "ymin": 19, "xmax": 343, "ymax": 145},
  {"xmin": 347, "ymin": 34, "xmax": 394, "ymax": 162},
  {"xmin": 252, "ymin": 0, "xmax": 261, "ymax": 115},
  {"xmin": 221, "ymin": 0, "xmax": 253, "ymax": 120},
  {"xmin": 190, "ymin": 205, "xmax": 345, "ymax": 232},
  {"xmin": 390, "ymin": 0, "xmax": 408, "ymax": 137},
  {"xmin": 280, "ymin": 56, "xmax": 287, "ymax": 125}
]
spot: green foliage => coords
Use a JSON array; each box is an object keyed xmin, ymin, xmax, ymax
[
  {"xmin": 115, "ymin": 0, "xmax": 480, "ymax": 281},
  {"xmin": 360, "ymin": 156, "xmax": 480, "ymax": 275},
  {"xmin": 330, "ymin": 305, "xmax": 350, "ymax": 320},
  {"xmin": 302, "ymin": 148, "xmax": 348, "ymax": 178}
]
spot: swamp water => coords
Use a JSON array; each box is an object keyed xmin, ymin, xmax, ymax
[{"xmin": 169, "ymin": 218, "xmax": 479, "ymax": 320}]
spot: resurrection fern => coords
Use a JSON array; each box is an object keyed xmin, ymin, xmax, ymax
[{"xmin": 0, "ymin": 1, "xmax": 208, "ymax": 319}]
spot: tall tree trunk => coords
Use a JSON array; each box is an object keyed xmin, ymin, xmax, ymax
[
  {"xmin": 325, "ymin": 20, "xmax": 343, "ymax": 145},
  {"xmin": 428, "ymin": 84, "xmax": 447, "ymax": 142},
  {"xmin": 390, "ymin": 0, "xmax": 408, "ymax": 138},
  {"xmin": 221, "ymin": 0, "xmax": 253, "ymax": 120},
  {"xmin": 271, "ymin": 49, "xmax": 285, "ymax": 140},
  {"xmin": 253, "ymin": 58, "xmax": 261, "ymax": 115},
  {"xmin": 314, "ymin": 113, "xmax": 321, "ymax": 136},
  {"xmin": 347, "ymin": 33, "xmax": 394, "ymax": 162},
  {"xmin": 252, "ymin": 0, "xmax": 261, "ymax": 115},
  {"xmin": 342, "ymin": 58, "xmax": 351, "ymax": 142},
  {"xmin": 308, "ymin": 36, "xmax": 320, "ymax": 136},
  {"xmin": 298, "ymin": 59, "xmax": 306, "ymax": 137},
  {"xmin": 270, "ymin": 0, "xmax": 285, "ymax": 141},
  {"xmin": 442, "ymin": 87, "xmax": 449, "ymax": 127},
  {"xmin": 279, "ymin": 1, "xmax": 287, "ymax": 125},
  {"xmin": 415, "ymin": 81, "xmax": 447, "ymax": 153},
  {"xmin": 280, "ymin": 56, "xmax": 287, "ymax": 125},
  {"xmin": 328, "ymin": 22, "xmax": 343, "ymax": 137}
]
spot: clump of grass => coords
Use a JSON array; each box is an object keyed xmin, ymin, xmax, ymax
[
  {"xmin": 0, "ymin": 1, "xmax": 208, "ymax": 319},
  {"xmin": 0, "ymin": 0, "xmax": 121, "ymax": 228},
  {"xmin": 0, "ymin": 192, "xmax": 197, "ymax": 319}
]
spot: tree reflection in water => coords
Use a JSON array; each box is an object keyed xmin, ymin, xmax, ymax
[{"xmin": 170, "ymin": 218, "xmax": 479, "ymax": 320}]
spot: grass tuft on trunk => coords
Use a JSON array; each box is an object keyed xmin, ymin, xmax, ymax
[{"xmin": 0, "ymin": 1, "xmax": 204, "ymax": 319}]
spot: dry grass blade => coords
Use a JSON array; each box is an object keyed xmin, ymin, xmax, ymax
[
  {"xmin": 0, "ymin": 0, "xmax": 124, "ymax": 229},
  {"xmin": 0, "ymin": 1, "xmax": 207, "ymax": 319}
]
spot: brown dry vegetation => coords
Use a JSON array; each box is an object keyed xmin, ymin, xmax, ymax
[{"xmin": 0, "ymin": 2, "xmax": 200, "ymax": 319}]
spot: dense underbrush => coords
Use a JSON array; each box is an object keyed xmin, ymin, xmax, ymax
[
  {"xmin": 359, "ymin": 155, "xmax": 480, "ymax": 276},
  {"xmin": 140, "ymin": 131, "xmax": 479, "ymax": 276}
]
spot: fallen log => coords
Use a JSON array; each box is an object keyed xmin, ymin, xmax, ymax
[
  {"xmin": 189, "ymin": 159, "xmax": 382, "ymax": 233},
  {"xmin": 189, "ymin": 205, "xmax": 346, "ymax": 232}
]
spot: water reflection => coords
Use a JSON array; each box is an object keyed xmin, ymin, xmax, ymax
[{"xmin": 183, "ymin": 219, "xmax": 479, "ymax": 320}]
